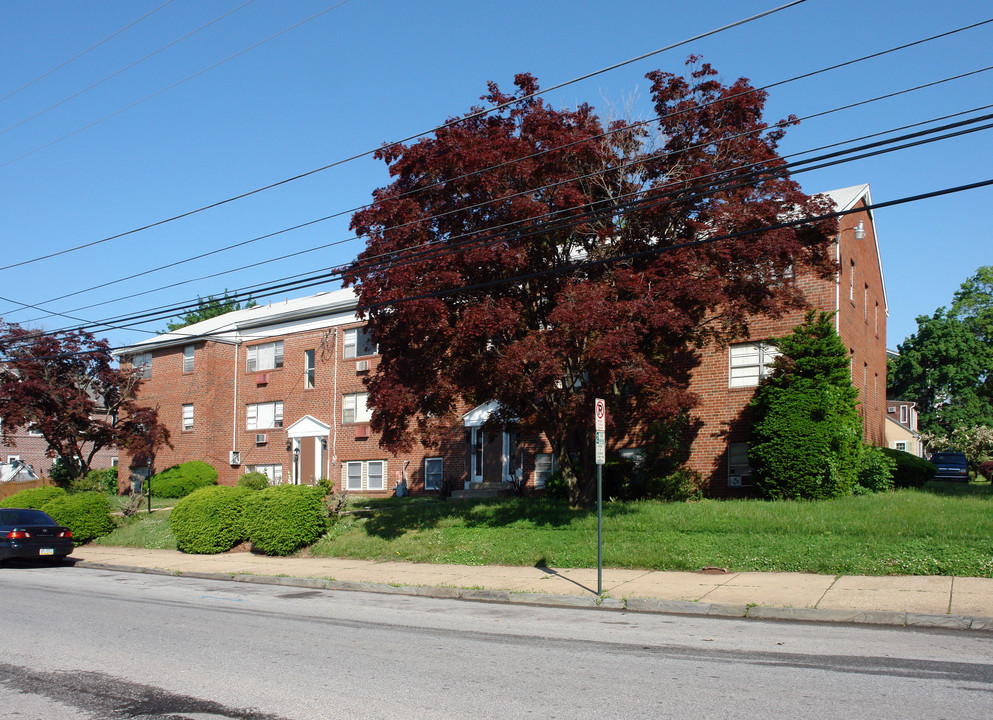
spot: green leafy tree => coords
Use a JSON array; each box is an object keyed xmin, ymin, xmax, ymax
[
  {"xmin": 888, "ymin": 308, "xmax": 993, "ymax": 434},
  {"xmin": 749, "ymin": 311, "xmax": 863, "ymax": 499},
  {"xmin": 161, "ymin": 291, "xmax": 255, "ymax": 333},
  {"xmin": 950, "ymin": 265, "xmax": 993, "ymax": 344}
]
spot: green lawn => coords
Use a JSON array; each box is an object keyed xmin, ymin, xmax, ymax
[
  {"xmin": 95, "ymin": 506, "xmax": 177, "ymax": 550},
  {"xmin": 94, "ymin": 481, "xmax": 993, "ymax": 576}
]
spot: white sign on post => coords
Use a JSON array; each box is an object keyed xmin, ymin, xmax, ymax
[{"xmin": 594, "ymin": 398, "xmax": 606, "ymax": 465}]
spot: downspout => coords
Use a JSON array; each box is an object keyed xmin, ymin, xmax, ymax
[
  {"xmin": 232, "ymin": 342, "xmax": 240, "ymax": 455},
  {"xmin": 331, "ymin": 328, "xmax": 339, "ymax": 472},
  {"xmin": 834, "ymin": 233, "xmax": 841, "ymax": 333}
]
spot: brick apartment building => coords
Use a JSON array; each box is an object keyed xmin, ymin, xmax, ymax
[
  {"xmin": 116, "ymin": 184, "xmax": 886, "ymax": 496},
  {"xmin": 1, "ymin": 419, "xmax": 119, "ymax": 480}
]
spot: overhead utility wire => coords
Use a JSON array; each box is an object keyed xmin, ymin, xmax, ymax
[
  {"xmin": 0, "ymin": 1, "xmax": 803, "ymax": 272},
  {"xmin": 17, "ymin": 95, "xmax": 993, "ymax": 331},
  {"xmin": 0, "ymin": 0, "xmax": 352, "ymax": 172},
  {"xmin": 21, "ymin": 116, "xmax": 993, "ymax": 341},
  {"xmin": 0, "ymin": 0, "xmax": 176, "ymax": 104},
  {"xmin": 0, "ymin": 0, "xmax": 258, "ymax": 137},
  {"xmin": 15, "ymin": 50, "xmax": 993, "ymax": 322},
  {"xmin": 5, "ymin": 178, "xmax": 992, "ymax": 364}
]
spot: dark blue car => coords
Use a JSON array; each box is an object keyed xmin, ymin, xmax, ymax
[
  {"xmin": 929, "ymin": 451, "xmax": 969, "ymax": 482},
  {"xmin": 0, "ymin": 508, "xmax": 74, "ymax": 564}
]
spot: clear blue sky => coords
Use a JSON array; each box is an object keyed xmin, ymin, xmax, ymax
[{"xmin": 1, "ymin": 0, "xmax": 990, "ymax": 351}]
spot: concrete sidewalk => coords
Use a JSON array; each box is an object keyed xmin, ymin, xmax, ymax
[{"xmin": 71, "ymin": 545, "xmax": 993, "ymax": 631}]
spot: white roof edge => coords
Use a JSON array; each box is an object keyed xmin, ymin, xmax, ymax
[{"xmin": 113, "ymin": 288, "xmax": 359, "ymax": 356}]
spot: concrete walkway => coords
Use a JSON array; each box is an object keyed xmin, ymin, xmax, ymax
[{"xmin": 71, "ymin": 545, "xmax": 993, "ymax": 631}]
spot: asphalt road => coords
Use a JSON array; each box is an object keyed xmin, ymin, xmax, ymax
[{"xmin": 1, "ymin": 562, "xmax": 991, "ymax": 719}]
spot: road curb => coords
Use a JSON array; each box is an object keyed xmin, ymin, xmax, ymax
[{"xmin": 73, "ymin": 560, "xmax": 993, "ymax": 632}]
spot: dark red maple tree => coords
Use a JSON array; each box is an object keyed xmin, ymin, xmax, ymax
[
  {"xmin": 0, "ymin": 322, "xmax": 170, "ymax": 482},
  {"xmin": 345, "ymin": 59, "xmax": 837, "ymax": 504}
]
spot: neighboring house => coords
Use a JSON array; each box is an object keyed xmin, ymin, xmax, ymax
[
  {"xmin": 884, "ymin": 399, "xmax": 924, "ymax": 457},
  {"xmin": 116, "ymin": 184, "xmax": 887, "ymax": 496},
  {"xmin": 0, "ymin": 421, "xmax": 118, "ymax": 479}
]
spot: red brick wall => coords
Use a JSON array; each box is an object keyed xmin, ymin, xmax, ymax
[{"xmin": 2, "ymin": 430, "xmax": 118, "ymax": 478}]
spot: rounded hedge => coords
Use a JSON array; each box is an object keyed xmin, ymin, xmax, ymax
[
  {"xmin": 0, "ymin": 485, "xmax": 67, "ymax": 509},
  {"xmin": 170, "ymin": 485, "xmax": 250, "ymax": 554},
  {"xmin": 151, "ymin": 461, "xmax": 218, "ymax": 498},
  {"xmin": 42, "ymin": 492, "xmax": 114, "ymax": 544},
  {"xmin": 237, "ymin": 472, "xmax": 270, "ymax": 491},
  {"xmin": 243, "ymin": 485, "xmax": 328, "ymax": 556},
  {"xmin": 881, "ymin": 448, "xmax": 936, "ymax": 488}
]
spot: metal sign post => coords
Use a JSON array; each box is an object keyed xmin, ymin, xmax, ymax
[{"xmin": 594, "ymin": 398, "xmax": 606, "ymax": 596}]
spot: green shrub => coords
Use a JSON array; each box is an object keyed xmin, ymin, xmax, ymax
[
  {"xmin": 543, "ymin": 470, "xmax": 568, "ymax": 500},
  {"xmin": 0, "ymin": 485, "xmax": 67, "ymax": 509},
  {"xmin": 70, "ymin": 467, "xmax": 120, "ymax": 494},
  {"xmin": 47, "ymin": 458, "xmax": 78, "ymax": 489},
  {"xmin": 170, "ymin": 486, "xmax": 250, "ymax": 554},
  {"xmin": 41, "ymin": 492, "xmax": 114, "ymax": 544},
  {"xmin": 645, "ymin": 467, "xmax": 704, "ymax": 502},
  {"xmin": 237, "ymin": 472, "xmax": 271, "ymax": 491},
  {"xmin": 855, "ymin": 445, "xmax": 897, "ymax": 494},
  {"xmin": 151, "ymin": 461, "xmax": 218, "ymax": 498},
  {"xmin": 881, "ymin": 448, "xmax": 936, "ymax": 488},
  {"xmin": 242, "ymin": 485, "xmax": 328, "ymax": 556},
  {"xmin": 750, "ymin": 385, "xmax": 862, "ymax": 499}
]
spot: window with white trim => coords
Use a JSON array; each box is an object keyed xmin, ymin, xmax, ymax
[
  {"xmin": 849, "ymin": 259, "xmax": 855, "ymax": 301},
  {"xmin": 899, "ymin": 405, "xmax": 908, "ymax": 424},
  {"xmin": 342, "ymin": 459, "xmax": 387, "ymax": 491},
  {"xmin": 728, "ymin": 443, "xmax": 753, "ymax": 487},
  {"xmin": 894, "ymin": 441, "xmax": 907, "ymax": 452},
  {"xmin": 247, "ymin": 401, "xmax": 283, "ymax": 430},
  {"xmin": 132, "ymin": 352, "xmax": 152, "ymax": 378},
  {"xmin": 111, "ymin": 457, "xmax": 119, "ymax": 467},
  {"xmin": 247, "ymin": 341, "xmax": 283, "ymax": 372},
  {"xmin": 343, "ymin": 327, "xmax": 377, "ymax": 359},
  {"xmin": 534, "ymin": 453, "xmax": 556, "ymax": 488},
  {"xmin": 182, "ymin": 404, "xmax": 194, "ymax": 432},
  {"xmin": 425, "ymin": 457, "xmax": 443, "ymax": 491},
  {"xmin": 304, "ymin": 349, "xmax": 315, "ymax": 389},
  {"xmin": 27, "ymin": 425, "xmax": 43, "ymax": 437},
  {"xmin": 247, "ymin": 464, "xmax": 282, "ymax": 484},
  {"xmin": 183, "ymin": 345, "xmax": 194, "ymax": 373},
  {"xmin": 342, "ymin": 392, "xmax": 371, "ymax": 424},
  {"xmin": 729, "ymin": 342, "xmax": 780, "ymax": 388}
]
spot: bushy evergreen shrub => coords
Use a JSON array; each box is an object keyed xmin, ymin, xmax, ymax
[
  {"xmin": 151, "ymin": 461, "xmax": 218, "ymax": 498},
  {"xmin": 881, "ymin": 448, "xmax": 937, "ymax": 488},
  {"xmin": 0, "ymin": 485, "xmax": 66, "ymax": 509},
  {"xmin": 170, "ymin": 486, "xmax": 250, "ymax": 554},
  {"xmin": 237, "ymin": 472, "xmax": 270, "ymax": 491},
  {"xmin": 855, "ymin": 445, "xmax": 897, "ymax": 494},
  {"xmin": 749, "ymin": 312, "xmax": 863, "ymax": 500},
  {"xmin": 42, "ymin": 492, "xmax": 114, "ymax": 543},
  {"xmin": 71, "ymin": 468, "xmax": 119, "ymax": 494},
  {"xmin": 242, "ymin": 485, "xmax": 328, "ymax": 556}
]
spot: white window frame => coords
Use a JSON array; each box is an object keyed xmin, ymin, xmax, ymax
[
  {"xmin": 246, "ymin": 401, "xmax": 283, "ymax": 430},
  {"xmin": 343, "ymin": 327, "xmax": 377, "ymax": 359},
  {"xmin": 246, "ymin": 341, "xmax": 284, "ymax": 372},
  {"xmin": 111, "ymin": 457, "xmax": 119, "ymax": 467},
  {"xmin": 728, "ymin": 443, "xmax": 753, "ymax": 487},
  {"xmin": 729, "ymin": 342, "xmax": 780, "ymax": 388},
  {"xmin": 132, "ymin": 352, "xmax": 152, "ymax": 379},
  {"xmin": 183, "ymin": 345, "xmax": 195, "ymax": 373},
  {"xmin": 247, "ymin": 464, "xmax": 283, "ymax": 484},
  {"xmin": 894, "ymin": 441, "xmax": 907, "ymax": 452},
  {"xmin": 342, "ymin": 460, "xmax": 387, "ymax": 491},
  {"xmin": 534, "ymin": 452, "xmax": 556, "ymax": 489},
  {"xmin": 342, "ymin": 392, "xmax": 371, "ymax": 424},
  {"xmin": 26, "ymin": 425, "xmax": 44, "ymax": 437},
  {"xmin": 425, "ymin": 457, "xmax": 443, "ymax": 491},
  {"xmin": 182, "ymin": 404, "xmax": 194, "ymax": 432},
  {"xmin": 899, "ymin": 405, "xmax": 908, "ymax": 424},
  {"xmin": 304, "ymin": 349, "xmax": 315, "ymax": 389}
]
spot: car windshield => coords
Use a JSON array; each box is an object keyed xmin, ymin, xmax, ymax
[
  {"xmin": 0, "ymin": 509, "xmax": 57, "ymax": 527},
  {"xmin": 931, "ymin": 453, "xmax": 966, "ymax": 465}
]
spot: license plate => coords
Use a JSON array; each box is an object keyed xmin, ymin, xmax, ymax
[{"xmin": 39, "ymin": 548, "xmax": 54, "ymax": 555}]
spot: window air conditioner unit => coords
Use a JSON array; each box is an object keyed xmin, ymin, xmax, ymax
[
  {"xmin": 256, "ymin": 372, "xmax": 269, "ymax": 385},
  {"xmin": 887, "ymin": 406, "xmax": 896, "ymax": 413},
  {"xmin": 229, "ymin": 450, "xmax": 241, "ymax": 466},
  {"xmin": 356, "ymin": 360, "xmax": 369, "ymax": 372},
  {"xmin": 355, "ymin": 425, "xmax": 371, "ymax": 439},
  {"xmin": 255, "ymin": 433, "xmax": 268, "ymax": 445}
]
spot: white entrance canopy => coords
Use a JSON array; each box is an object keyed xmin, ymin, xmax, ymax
[{"xmin": 286, "ymin": 415, "xmax": 331, "ymax": 438}]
